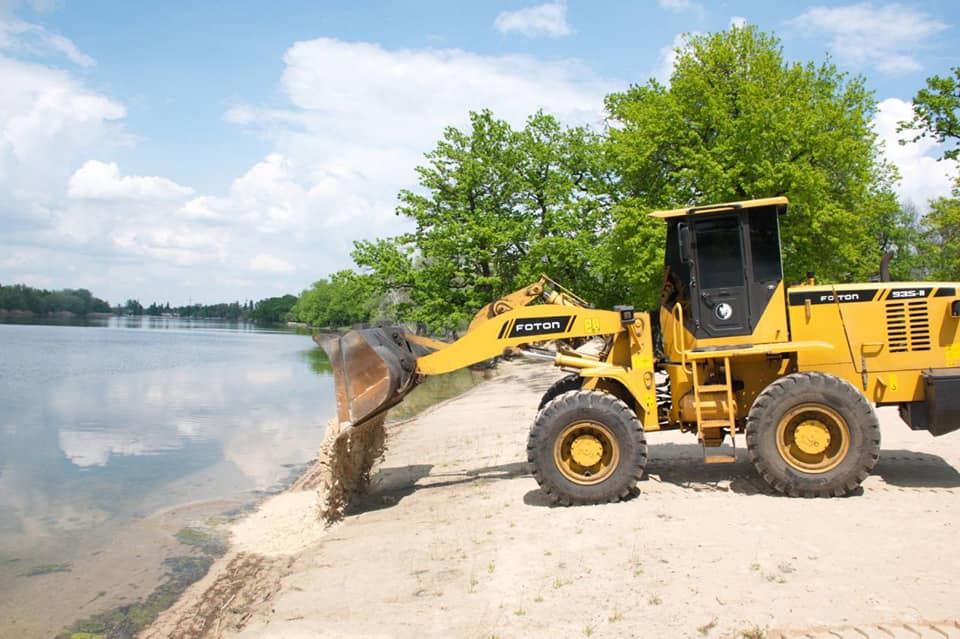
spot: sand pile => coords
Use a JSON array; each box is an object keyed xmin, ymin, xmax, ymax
[{"xmin": 293, "ymin": 415, "xmax": 387, "ymax": 524}]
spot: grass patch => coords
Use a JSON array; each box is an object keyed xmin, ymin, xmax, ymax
[
  {"xmin": 739, "ymin": 625, "xmax": 768, "ymax": 639},
  {"xmin": 387, "ymin": 369, "xmax": 486, "ymax": 421},
  {"xmin": 697, "ymin": 618, "xmax": 718, "ymax": 635}
]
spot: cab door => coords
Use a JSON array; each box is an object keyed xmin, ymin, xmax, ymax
[{"xmin": 690, "ymin": 215, "xmax": 750, "ymax": 338}]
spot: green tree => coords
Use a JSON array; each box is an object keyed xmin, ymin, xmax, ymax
[
  {"xmin": 899, "ymin": 67, "xmax": 960, "ymax": 281},
  {"xmin": 291, "ymin": 270, "xmax": 376, "ymax": 328},
  {"xmin": 919, "ymin": 191, "xmax": 960, "ymax": 281},
  {"xmin": 354, "ymin": 110, "xmax": 609, "ymax": 333},
  {"xmin": 604, "ymin": 25, "xmax": 901, "ymax": 307},
  {"xmin": 249, "ymin": 294, "xmax": 297, "ymax": 324},
  {"xmin": 124, "ymin": 299, "xmax": 144, "ymax": 315},
  {"xmin": 900, "ymin": 67, "xmax": 960, "ymax": 161}
]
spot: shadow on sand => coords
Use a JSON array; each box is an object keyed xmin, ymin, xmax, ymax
[
  {"xmin": 351, "ymin": 445, "xmax": 960, "ymax": 514},
  {"xmin": 349, "ymin": 461, "xmax": 530, "ymax": 515}
]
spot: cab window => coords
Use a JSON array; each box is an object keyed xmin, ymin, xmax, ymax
[{"xmin": 695, "ymin": 217, "xmax": 744, "ymax": 289}]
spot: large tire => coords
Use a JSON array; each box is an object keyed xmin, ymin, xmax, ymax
[
  {"xmin": 537, "ymin": 374, "xmax": 582, "ymax": 410},
  {"xmin": 745, "ymin": 372, "xmax": 880, "ymax": 497},
  {"xmin": 528, "ymin": 390, "xmax": 647, "ymax": 506}
]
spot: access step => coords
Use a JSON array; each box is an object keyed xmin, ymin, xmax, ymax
[
  {"xmin": 697, "ymin": 384, "xmax": 731, "ymax": 393},
  {"xmin": 699, "ymin": 419, "xmax": 733, "ymax": 429}
]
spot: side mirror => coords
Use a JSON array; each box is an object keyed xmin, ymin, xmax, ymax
[{"xmin": 678, "ymin": 223, "xmax": 692, "ymax": 264}]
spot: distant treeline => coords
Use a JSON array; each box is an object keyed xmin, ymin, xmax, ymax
[
  {"xmin": 125, "ymin": 295, "xmax": 298, "ymax": 324},
  {"xmin": 0, "ymin": 283, "xmax": 298, "ymax": 324},
  {"xmin": 0, "ymin": 284, "xmax": 111, "ymax": 316}
]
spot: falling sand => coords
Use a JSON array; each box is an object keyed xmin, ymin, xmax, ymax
[{"xmin": 292, "ymin": 415, "xmax": 387, "ymax": 524}]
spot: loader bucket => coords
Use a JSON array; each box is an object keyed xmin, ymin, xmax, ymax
[{"xmin": 314, "ymin": 325, "xmax": 433, "ymax": 431}]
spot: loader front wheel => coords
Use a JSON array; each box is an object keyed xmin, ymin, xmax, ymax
[
  {"xmin": 537, "ymin": 374, "xmax": 582, "ymax": 411},
  {"xmin": 746, "ymin": 372, "xmax": 880, "ymax": 497},
  {"xmin": 528, "ymin": 390, "xmax": 647, "ymax": 506}
]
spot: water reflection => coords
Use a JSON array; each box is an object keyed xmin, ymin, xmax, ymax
[{"xmin": 0, "ymin": 320, "xmax": 334, "ymax": 559}]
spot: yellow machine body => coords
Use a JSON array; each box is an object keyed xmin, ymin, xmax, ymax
[{"xmin": 318, "ymin": 197, "xmax": 960, "ymax": 501}]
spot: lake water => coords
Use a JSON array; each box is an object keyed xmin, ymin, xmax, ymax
[{"xmin": 0, "ymin": 318, "xmax": 335, "ymax": 636}]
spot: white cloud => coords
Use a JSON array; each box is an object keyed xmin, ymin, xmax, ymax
[
  {"xmin": 0, "ymin": 16, "xmax": 94, "ymax": 66},
  {"xmin": 68, "ymin": 160, "xmax": 194, "ymax": 200},
  {"xmin": 0, "ymin": 54, "xmax": 125, "ymax": 231},
  {"xmin": 789, "ymin": 3, "xmax": 948, "ymax": 74},
  {"xmin": 250, "ymin": 254, "xmax": 296, "ymax": 274},
  {"xmin": 730, "ymin": 16, "xmax": 747, "ymax": 28},
  {"xmin": 494, "ymin": 2, "xmax": 572, "ymax": 38},
  {"xmin": 873, "ymin": 97, "xmax": 959, "ymax": 210},
  {"xmin": 211, "ymin": 37, "xmax": 610, "ymax": 296},
  {"xmin": 0, "ymin": 33, "xmax": 612, "ymax": 304}
]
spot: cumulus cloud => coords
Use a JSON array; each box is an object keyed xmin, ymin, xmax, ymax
[
  {"xmin": 68, "ymin": 160, "xmax": 194, "ymax": 200},
  {"xmin": 0, "ymin": 30, "xmax": 612, "ymax": 304},
  {"xmin": 730, "ymin": 16, "xmax": 747, "ymax": 28},
  {"xmin": 214, "ymin": 37, "xmax": 610, "ymax": 293},
  {"xmin": 789, "ymin": 3, "xmax": 949, "ymax": 74},
  {"xmin": 493, "ymin": 2, "xmax": 573, "ymax": 38},
  {"xmin": 873, "ymin": 97, "xmax": 959, "ymax": 210},
  {"xmin": 0, "ymin": 56, "xmax": 125, "ymax": 223}
]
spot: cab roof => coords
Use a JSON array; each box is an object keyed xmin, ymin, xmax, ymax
[{"xmin": 649, "ymin": 196, "xmax": 789, "ymax": 219}]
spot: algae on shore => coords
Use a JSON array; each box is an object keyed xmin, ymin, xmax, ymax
[{"xmin": 56, "ymin": 526, "xmax": 227, "ymax": 639}]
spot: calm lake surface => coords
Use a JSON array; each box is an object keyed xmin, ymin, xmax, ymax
[{"xmin": 0, "ymin": 318, "xmax": 335, "ymax": 636}]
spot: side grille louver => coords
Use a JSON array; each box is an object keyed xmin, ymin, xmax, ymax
[{"xmin": 886, "ymin": 301, "xmax": 931, "ymax": 353}]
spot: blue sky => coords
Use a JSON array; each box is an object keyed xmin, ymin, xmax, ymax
[{"xmin": 1, "ymin": 1, "xmax": 958, "ymax": 305}]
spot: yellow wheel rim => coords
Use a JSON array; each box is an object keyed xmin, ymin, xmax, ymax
[
  {"xmin": 775, "ymin": 404, "xmax": 850, "ymax": 473},
  {"xmin": 554, "ymin": 421, "xmax": 620, "ymax": 485}
]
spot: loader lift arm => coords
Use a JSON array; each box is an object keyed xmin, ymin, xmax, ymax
[{"xmin": 316, "ymin": 278, "xmax": 651, "ymax": 431}]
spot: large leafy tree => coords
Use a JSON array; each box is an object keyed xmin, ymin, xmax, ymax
[
  {"xmin": 354, "ymin": 110, "xmax": 609, "ymax": 333},
  {"xmin": 604, "ymin": 26, "xmax": 901, "ymax": 307}
]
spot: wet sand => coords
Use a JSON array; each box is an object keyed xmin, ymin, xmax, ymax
[{"xmin": 142, "ymin": 359, "xmax": 960, "ymax": 639}]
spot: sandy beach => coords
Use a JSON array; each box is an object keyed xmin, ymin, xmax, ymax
[{"xmin": 142, "ymin": 359, "xmax": 960, "ymax": 639}]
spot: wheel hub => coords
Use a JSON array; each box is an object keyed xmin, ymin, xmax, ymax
[
  {"xmin": 570, "ymin": 435, "xmax": 604, "ymax": 467},
  {"xmin": 553, "ymin": 420, "xmax": 621, "ymax": 486},
  {"xmin": 794, "ymin": 420, "xmax": 831, "ymax": 455},
  {"xmin": 775, "ymin": 403, "xmax": 851, "ymax": 474}
]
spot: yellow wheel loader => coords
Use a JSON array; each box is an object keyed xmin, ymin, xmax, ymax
[{"xmin": 318, "ymin": 197, "xmax": 960, "ymax": 504}]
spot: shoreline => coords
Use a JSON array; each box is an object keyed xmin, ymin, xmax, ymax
[
  {"xmin": 143, "ymin": 359, "xmax": 960, "ymax": 638},
  {"xmin": 138, "ymin": 364, "xmax": 499, "ymax": 639},
  {"xmin": 50, "ymin": 367, "xmax": 486, "ymax": 639}
]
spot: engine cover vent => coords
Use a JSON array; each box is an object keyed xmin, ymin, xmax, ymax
[{"xmin": 886, "ymin": 300, "xmax": 931, "ymax": 353}]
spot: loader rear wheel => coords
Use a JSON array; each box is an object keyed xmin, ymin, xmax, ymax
[
  {"xmin": 537, "ymin": 374, "xmax": 582, "ymax": 410},
  {"xmin": 528, "ymin": 390, "xmax": 647, "ymax": 506},
  {"xmin": 746, "ymin": 372, "xmax": 880, "ymax": 497}
]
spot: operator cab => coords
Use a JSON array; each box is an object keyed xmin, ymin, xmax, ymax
[{"xmin": 654, "ymin": 197, "xmax": 787, "ymax": 340}]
